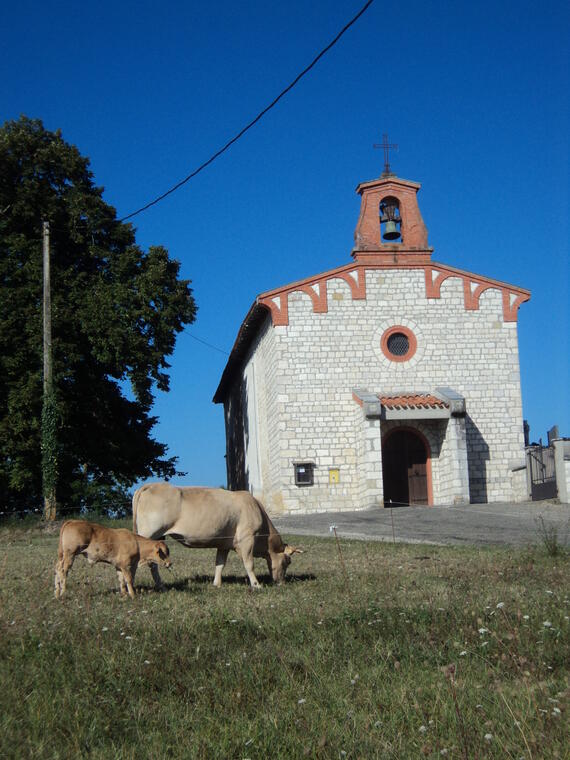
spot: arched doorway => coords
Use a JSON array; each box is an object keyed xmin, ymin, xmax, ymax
[{"xmin": 382, "ymin": 428, "xmax": 431, "ymax": 506}]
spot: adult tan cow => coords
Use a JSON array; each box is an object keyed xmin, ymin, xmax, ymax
[
  {"xmin": 133, "ymin": 482, "xmax": 302, "ymax": 588},
  {"xmin": 54, "ymin": 520, "xmax": 171, "ymax": 600}
]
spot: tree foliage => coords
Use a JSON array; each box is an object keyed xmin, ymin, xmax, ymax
[{"xmin": 0, "ymin": 116, "xmax": 197, "ymax": 514}]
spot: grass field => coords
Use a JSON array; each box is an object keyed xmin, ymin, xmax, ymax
[{"xmin": 0, "ymin": 517, "xmax": 568, "ymax": 759}]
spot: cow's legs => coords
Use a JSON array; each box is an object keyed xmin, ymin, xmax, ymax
[
  {"xmin": 149, "ymin": 562, "xmax": 165, "ymax": 591},
  {"xmin": 237, "ymin": 537, "xmax": 261, "ymax": 588},
  {"xmin": 213, "ymin": 548, "xmax": 229, "ymax": 587}
]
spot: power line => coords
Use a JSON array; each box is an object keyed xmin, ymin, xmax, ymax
[
  {"xmin": 120, "ymin": 0, "xmax": 375, "ymax": 222},
  {"xmin": 185, "ymin": 331, "xmax": 229, "ymax": 355}
]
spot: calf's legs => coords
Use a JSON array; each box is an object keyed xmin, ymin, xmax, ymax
[
  {"xmin": 117, "ymin": 563, "xmax": 137, "ymax": 599},
  {"xmin": 54, "ymin": 551, "xmax": 76, "ymax": 598}
]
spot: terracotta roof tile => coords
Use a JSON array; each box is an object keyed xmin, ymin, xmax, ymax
[{"xmin": 379, "ymin": 394, "xmax": 448, "ymax": 410}]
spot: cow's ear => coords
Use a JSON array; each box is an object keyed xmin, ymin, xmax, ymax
[{"xmin": 284, "ymin": 545, "xmax": 303, "ymax": 556}]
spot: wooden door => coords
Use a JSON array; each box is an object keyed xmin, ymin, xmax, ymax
[{"xmin": 382, "ymin": 429, "xmax": 428, "ymax": 506}]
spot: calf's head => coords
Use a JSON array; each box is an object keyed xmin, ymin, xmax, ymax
[
  {"xmin": 270, "ymin": 544, "xmax": 303, "ymax": 583},
  {"xmin": 152, "ymin": 541, "xmax": 172, "ymax": 568}
]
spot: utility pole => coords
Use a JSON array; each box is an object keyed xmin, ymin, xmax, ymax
[{"xmin": 42, "ymin": 221, "xmax": 57, "ymax": 520}]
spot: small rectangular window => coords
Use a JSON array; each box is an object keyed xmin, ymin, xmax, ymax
[{"xmin": 294, "ymin": 463, "xmax": 314, "ymax": 487}]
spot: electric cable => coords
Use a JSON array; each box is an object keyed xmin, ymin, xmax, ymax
[{"xmin": 120, "ymin": 0, "xmax": 375, "ymax": 222}]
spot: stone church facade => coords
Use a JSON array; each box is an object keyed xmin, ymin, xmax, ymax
[{"xmin": 214, "ymin": 171, "xmax": 531, "ymax": 513}]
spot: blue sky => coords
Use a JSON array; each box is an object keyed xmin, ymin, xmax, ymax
[{"xmin": 2, "ymin": 0, "xmax": 569, "ymax": 487}]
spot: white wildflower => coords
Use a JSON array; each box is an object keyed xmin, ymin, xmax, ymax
[
  {"xmin": 102, "ymin": 627, "xmax": 108, "ymax": 632},
  {"xmin": 552, "ymin": 707, "xmax": 561, "ymax": 715},
  {"xmin": 478, "ymin": 628, "xmax": 489, "ymax": 635},
  {"xmin": 143, "ymin": 660, "xmax": 150, "ymax": 665},
  {"xmin": 543, "ymin": 621, "xmax": 553, "ymax": 628},
  {"xmin": 459, "ymin": 651, "xmax": 467, "ymax": 656},
  {"xmin": 484, "ymin": 733, "xmax": 493, "ymax": 741},
  {"xmin": 496, "ymin": 602, "xmax": 505, "ymax": 609},
  {"xmin": 523, "ymin": 615, "xmax": 530, "ymax": 620},
  {"xmin": 298, "ymin": 698, "xmax": 306, "ymax": 704},
  {"xmin": 419, "ymin": 725, "xmax": 427, "ymax": 733}
]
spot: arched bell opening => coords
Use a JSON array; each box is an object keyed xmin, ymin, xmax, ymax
[
  {"xmin": 381, "ymin": 427, "xmax": 432, "ymax": 506},
  {"xmin": 379, "ymin": 196, "xmax": 402, "ymax": 242}
]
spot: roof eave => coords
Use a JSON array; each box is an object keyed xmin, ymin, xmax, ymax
[{"xmin": 212, "ymin": 300, "xmax": 271, "ymax": 404}]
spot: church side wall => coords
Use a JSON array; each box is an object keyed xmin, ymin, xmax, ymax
[
  {"xmin": 223, "ymin": 315, "xmax": 276, "ymax": 499},
  {"xmin": 249, "ymin": 268, "xmax": 525, "ymax": 512}
]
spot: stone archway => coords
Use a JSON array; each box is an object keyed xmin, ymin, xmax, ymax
[{"xmin": 382, "ymin": 427, "xmax": 432, "ymax": 506}]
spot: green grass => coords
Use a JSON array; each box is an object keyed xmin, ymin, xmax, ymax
[{"xmin": 0, "ymin": 518, "xmax": 568, "ymax": 759}]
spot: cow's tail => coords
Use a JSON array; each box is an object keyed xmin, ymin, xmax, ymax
[{"xmin": 132, "ymin": 487, "xmax": 143, "ymax": 534}]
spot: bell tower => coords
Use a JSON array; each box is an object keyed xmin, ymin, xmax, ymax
[{"xmin": 352, "ymin": 136, "xmax": 433, "ymax": 264}]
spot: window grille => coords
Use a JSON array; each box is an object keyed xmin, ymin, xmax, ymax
[{"xmin": 387, "ymin": 332, "xmax": 409, "ymax": 356}]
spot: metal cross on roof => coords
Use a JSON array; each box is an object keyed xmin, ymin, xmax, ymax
[{"xmin": 373, "ymin": 133, "xmax": 398, "ymax": 176}]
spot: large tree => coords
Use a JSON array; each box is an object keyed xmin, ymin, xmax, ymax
[{"xmin": 0, "ymin": 116, "xmax": 197, "ymax": 515}]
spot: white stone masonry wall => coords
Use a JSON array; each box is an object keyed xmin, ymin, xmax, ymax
[{"xmin": 236, "ymin": 267, "xmax": 526, "ymax": 513}]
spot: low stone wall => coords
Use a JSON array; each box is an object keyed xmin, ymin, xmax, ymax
[{"xmin": 554, "ymin": 440, "xmax": 570, "ymax": 504}]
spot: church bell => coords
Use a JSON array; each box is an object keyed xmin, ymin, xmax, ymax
[
  {"xmin": 380, "ymin": 196, "xmax": 401, "ymax": 241},
  {"xmin": 383, "ymin": 220, "xmax": 400, "ymax": 240}
]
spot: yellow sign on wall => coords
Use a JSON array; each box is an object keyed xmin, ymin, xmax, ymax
[{"xmin": 329, "ymin": 468, "xmax": 340, "ymax": 484}]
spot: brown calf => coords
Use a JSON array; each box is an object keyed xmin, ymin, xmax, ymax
[{"xmin": 54, "ymin": 519, "xmax": 171, "ymax": 599}]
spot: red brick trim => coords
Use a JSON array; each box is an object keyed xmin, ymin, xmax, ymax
[
  {"xmin": 298, "ymin": 282, "xmax": 328, "ymax": 313},
  {"xmin": 502, "ymin": 290, "xmax": 530, "ymax": 322},
  {"xmin": 336, "ymin": 268, "xmax": 366, "ymax": 299},
  {"xmin": 259, "ymin": 293, "xmax": 289, "ymax": 326},
  {"xmin": 425, "ymin": 267, "xmax": 453, "ymax": 298},
  {"xmin": 258, "ymin": 261, "xmax": 529, "ymax": 328},
  {"xmin": 380, "ymin": 326, "xmax": 417, "ymax": 363},
  {"xmin": 425, "ymin": 264, "xmax": 530, "ymax": 321}
]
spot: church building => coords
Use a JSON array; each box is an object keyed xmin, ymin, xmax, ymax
[{"xmin": 214, "ymin": 158, "xmax": 531, "ymax": 513}]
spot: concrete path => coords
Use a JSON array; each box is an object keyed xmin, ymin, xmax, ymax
[{"xmin": 272, "ymin": 500, "xmax": 570, "ymax": 547}]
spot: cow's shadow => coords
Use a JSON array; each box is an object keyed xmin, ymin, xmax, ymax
[{"xmin": 143, "ymin": 572, "xmax": 317, "ymax": 592}]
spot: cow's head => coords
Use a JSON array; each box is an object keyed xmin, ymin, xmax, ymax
[
  {"xmin": 270, "ymin": 544, "xmax": 303, "ymax": 583},
  {"xmin": 153, "ymin": 541, "xmax": 172, "ymax": 568}
]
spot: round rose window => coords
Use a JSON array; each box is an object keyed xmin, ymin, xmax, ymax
[{"xmin": 381, "ymin": 326, "xmax": 417, "ymax": 362}]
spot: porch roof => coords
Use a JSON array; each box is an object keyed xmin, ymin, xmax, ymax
[{"xmin": 353, "ymin": 387, "xmax": 466, "ymax": 420}]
